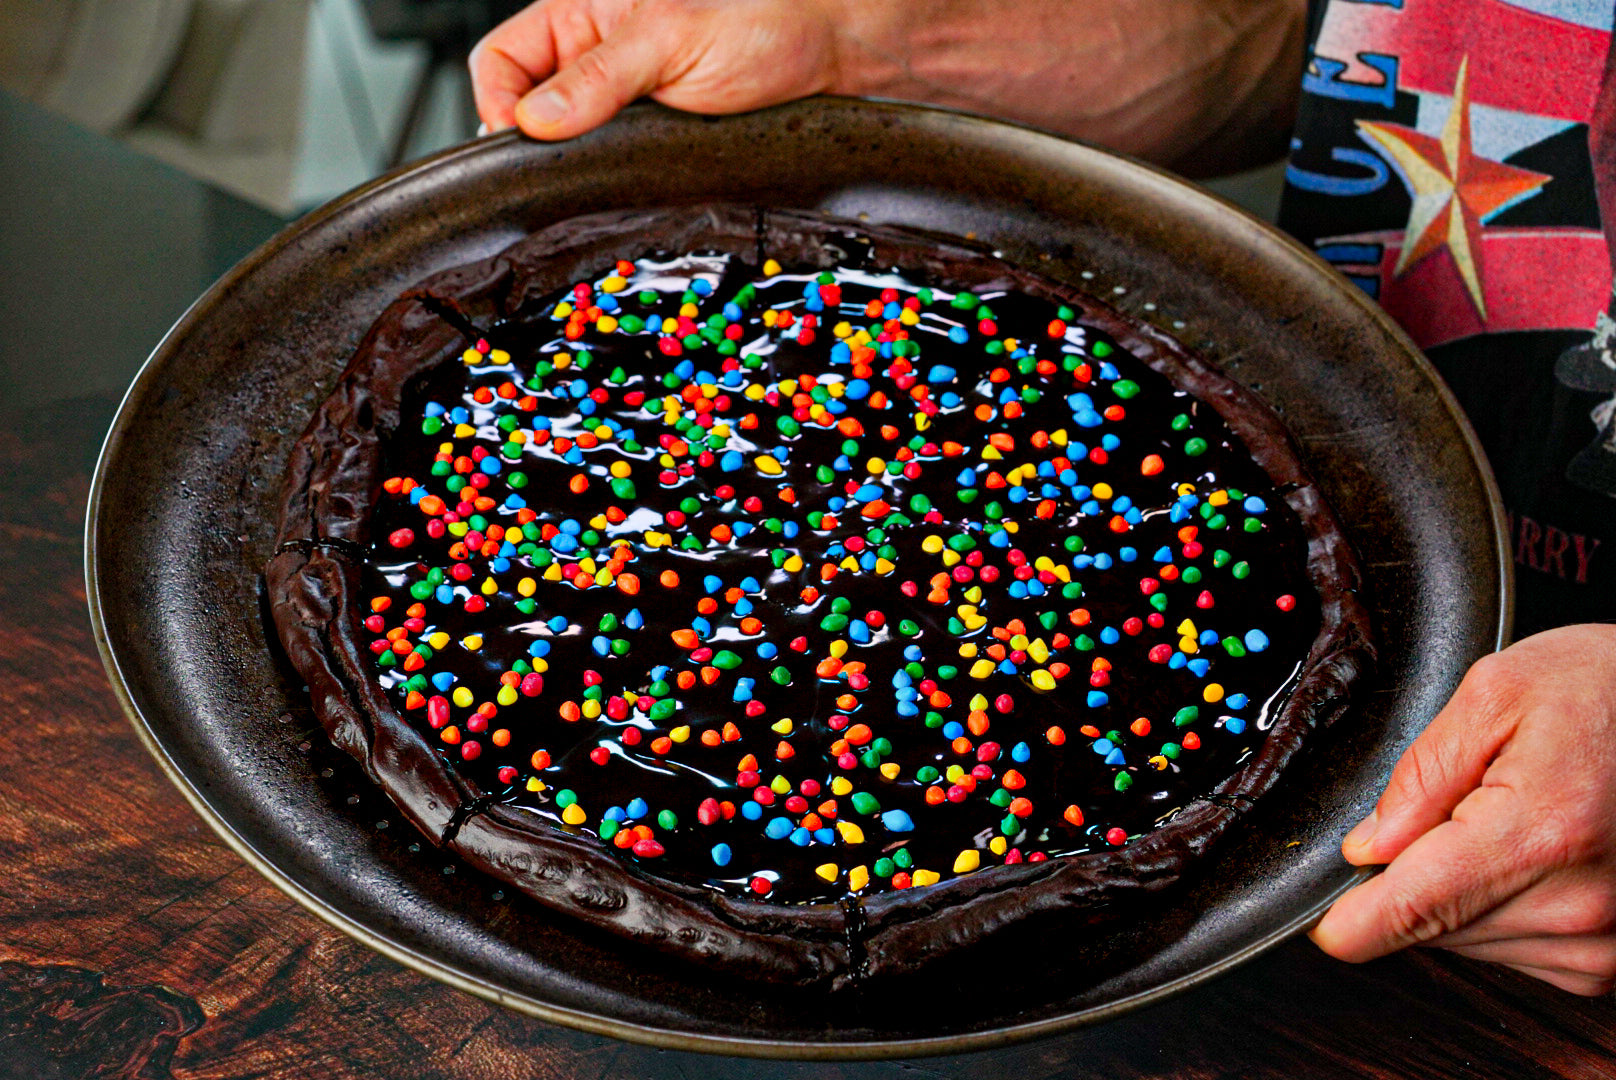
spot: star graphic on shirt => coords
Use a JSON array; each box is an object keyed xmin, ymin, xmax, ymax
[{"xmin": 1355, "ymin": 56, "xmax": 1551, "ymax": 321}]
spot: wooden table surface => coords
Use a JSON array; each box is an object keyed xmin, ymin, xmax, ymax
[{"xmin": 4, "ymin": 91, "xmax": 1614, "ymax": 1080}]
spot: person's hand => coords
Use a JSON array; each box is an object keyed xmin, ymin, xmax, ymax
[
  {"xmin": 471, "ymin": 0, "xmax": 843, "ymax": 141},
  {"xmin": 1312, "ymin": 623, "xmax": 1616, "ymax": 995},
  {"xmin": 469, "ymin": 0, "xmax": 1309, "ymax": 175}
]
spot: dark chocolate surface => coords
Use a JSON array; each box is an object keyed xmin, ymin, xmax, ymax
[{"xmin": 268, "ymin": 206, "xmax": 1371, "ymax": 985}]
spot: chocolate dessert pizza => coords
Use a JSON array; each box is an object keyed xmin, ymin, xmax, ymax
[{"xmin": 267, "ymin": 205, "xmax": 1372, "ymax": 987}]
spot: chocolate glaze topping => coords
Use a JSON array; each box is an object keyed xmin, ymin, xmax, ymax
[{"xmin": 268, "ymin": 206, "xmax": 1372, "ymax": 986}]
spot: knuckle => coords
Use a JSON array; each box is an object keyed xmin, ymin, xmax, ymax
[
  {"xmin": 1518, "ymin": 801, "xmax": 1581, "ymax": 870},
  {"xmin": 569, "ymin": 47, "xmax": 618, "ymax": 90},
  {"xmin": 1458, "ymin": 651, "xmax": 1527, "ymax": 713},
  {"xmin": 1385, "ymin": 892, "xmax": 1463, "ymax": 947}
]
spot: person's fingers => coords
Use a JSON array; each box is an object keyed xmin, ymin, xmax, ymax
[
  {"xmin": 1341, "ymin": 653, "xmax": 1522, "ymax": 867},
  {"xmin": 1499, "ymin": 962, "xmax": 1616, "ymax": 997},
  {"xmin": 514, "ymin": 16, "xmax": 684, "ymax": 139},
  {"xmin": 1418, "ymin": 870, "xmax": 1616, "ymax": 947},
  {"xmin": 470, "ymin": 1, "xmax": 565, "ymax": 131},
  {"xmin": 1312, "ymin": 784, "xmax": 1546, "ymax": 962},
  {"xmin": 1438, "ymin": 935, "xmax": 1616, "ymax": 982}
]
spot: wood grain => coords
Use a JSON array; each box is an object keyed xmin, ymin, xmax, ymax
[{"xmin": 3, "ymin": 390, "xmax": 1614, "ymax": 1078}]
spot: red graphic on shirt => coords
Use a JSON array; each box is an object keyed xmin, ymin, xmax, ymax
[{"xmin": 1317, "ymin": 0, "xmax": 1607, "ymax": 122}]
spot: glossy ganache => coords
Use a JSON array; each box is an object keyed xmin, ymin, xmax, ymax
[{"xmin": 268, "ymin": 206, "xmax": 1371, "ymax": 986}]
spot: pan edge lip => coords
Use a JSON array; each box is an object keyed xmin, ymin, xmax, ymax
[{"xmin": 83, "ymin": 96, "xmax": 1507, "ymax": 1058}]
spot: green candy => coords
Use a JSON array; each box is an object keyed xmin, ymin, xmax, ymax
[
  {"xmin": 851, "ymin": 792, "xmax": 881, "ymax": 815},
  {"xmin": 712, "ymin": 651, "xmax": 743, "ymax": 670},
  {"xmin": 657, "ymin": 810, "xmax": 678, "ymax": 831}
]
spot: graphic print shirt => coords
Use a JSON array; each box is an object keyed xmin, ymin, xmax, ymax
[{"xmin": 1279, "ymin": 0, "xmax": 1616, "ymax": 636}]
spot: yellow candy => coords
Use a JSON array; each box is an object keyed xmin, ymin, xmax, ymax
[
  {"xmin": 581, "ymin": 699, "xmax": 601, "ymax": 719},
  {"xmin": 836, "ymin": 821, "xmax": 865, "ymax": 844},
  {"xmin": 452, "ymin": 687, "xmax": 473, "ymax": 708},
  {"xmin": 815, "ymin": 864, "xmax": 839, "ymax": 882},
  {"xmin": 496, "ymin": 685, "xmax": 518, "ymax": 706},
  {"xmin": 959, "ymin": 643, "xmax": 979, "ymax": 659},
  {"xmin": 561, "ymin": 803, "xmax": 587, "ymax": 826},
  {"xmin": 480, "ymin": 577, "xmax": 498, "ymax": 596},
  {"xmin": 489, "ymin": 349, "xmax": 511, "ymax": 365},
  {"xmin": 969, "ymin": 660, "xmax": 996, "ymax": 679},
  {"xmin": 596, "ymin": 315, "xmax": 619, "ymax": 333},
  {"xmin": 879, "ymin": 762, "xmax": 900, "ymax": 780},
  {"xmin": 849, "ymin": 865, "xmax": 870, "ymax": 892},
  {"xmin": 832, "ymin": 777, "xmax": 853, "ymax": 796},
  {"xmin": 460, "ymin": 634, "xmax": 483, "ymax": 651},
  {"xmin": 601, "ymin": 274, "xmax": 627, "ymax": 293},
  {"xmin": 771, "ymin": 719, "xmax": 794, "ymax": 735},
  {"xmin": 755, "ymin": 455, "xmax": 783, "ymax": 475},
  {"xmin": 968, "ymin": 694, "xmax": 988, "ymax": 710},
  {"xmin": 670, "ymin": 725, "xmax": 691, "ymax": 743},
  {"xmin": 427, "ymin": 632, "xmax": 450, "ymax": 650},
  {"xmin": 953, "ymin": 849, "xmax": 981, "ymax": 874},
  {"xmin": 1203, "ymin": 683, "xmax": 1225, "ymax": 703},
  {"xmin": 922, "ymin": 535, "xmax": 945, "ymax": 554},
  {"xmin": 989, "ymin": 836, "xmax": 1008, "ymax": 855},
  {"xmin": 911, "ymin": 869, "xmax": 941, "ymax": 887},
  {"xmin": 1092, "ymin": 482, "xmax": 1114, "ymax": 499},
  {"xmin": 1177, "ymin": 619, "xmax": 1198, "ymax": 637},
  {"xmin": 771, "ymin": 775, "xmax": 791, "ymax": 795},
  {"xmin": 762, "ymin": 258, "xmax": 782, "ymax": 275},
  {"xmin": 610, "ymin": 461, "xmax": 632, "ymax": 478},
  {"xmin": 1030, "ymin": 669, "xmax": 1056, "ymax": 691}
]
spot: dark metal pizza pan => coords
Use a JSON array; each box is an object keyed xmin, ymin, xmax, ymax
[{"xmin": 87, "ymin": 98, "xmax": 1509, "ymax": 1058}]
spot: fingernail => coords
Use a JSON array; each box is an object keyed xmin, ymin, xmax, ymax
[
  {"xmin": 524, "ymin": 90, "xmax": 568, "ymax": 125},
  {"xmin": 1343, "ymin": 809, "xmax": 1378, "ymax": 851}
]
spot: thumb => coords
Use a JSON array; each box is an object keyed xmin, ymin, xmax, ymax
[
  {"xmin": 514, "ymin": 24, "xmax": 678, "ymax": 140},
  {"xmin": 1343, "ymin": 655, "xmax": 1518, "ymax": 866},
  {"xmin": 1313, "ymin": 784, "xmax": 1536, "ymax": 962}
]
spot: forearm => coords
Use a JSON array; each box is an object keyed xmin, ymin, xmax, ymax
[{"xmin": 830, "ymin": 0, "xmax": 1309, "ymax": 175}]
